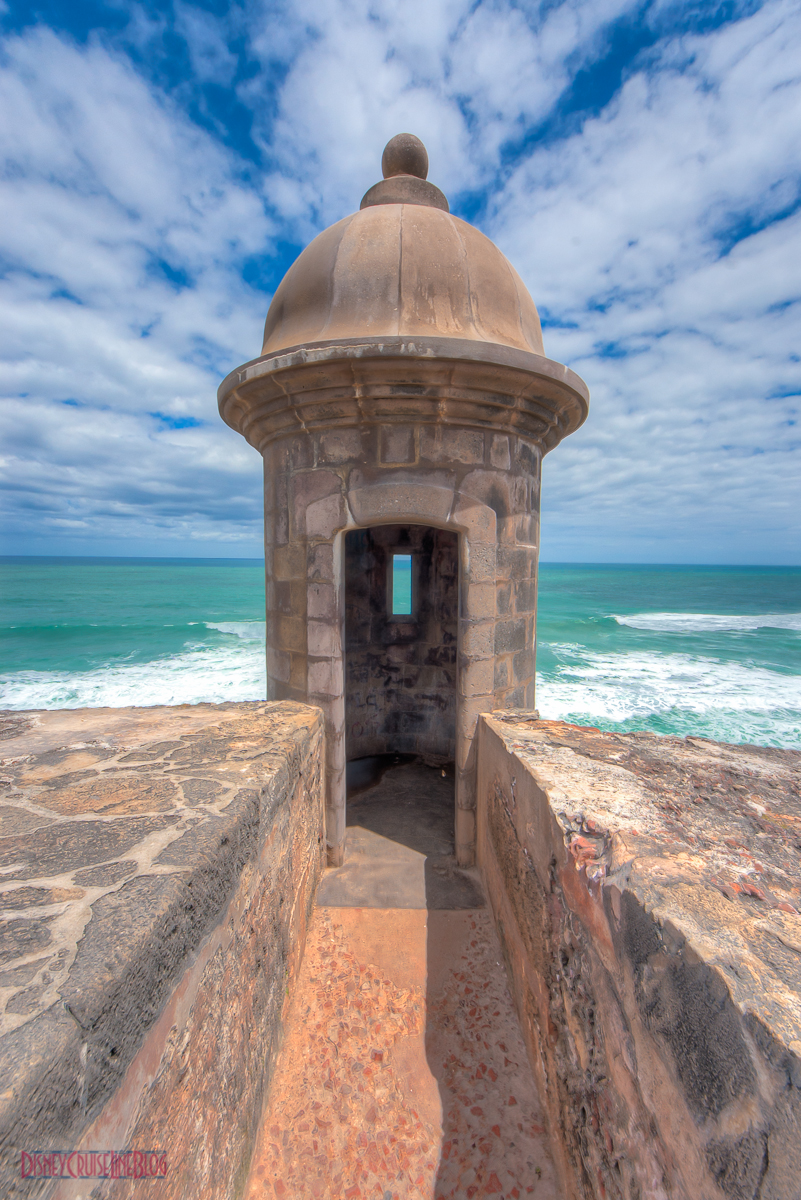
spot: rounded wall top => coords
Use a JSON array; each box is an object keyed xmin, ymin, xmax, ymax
[{"xmin": 261, "ymin": 135, "xmax": 545, "ymax": 358}]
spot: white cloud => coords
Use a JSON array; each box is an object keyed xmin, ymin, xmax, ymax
[
  {"xmin": 0, "ymin": 26, "xmax": 271, "ymax": 551},
  {"xmin": 0, "ymin": 0, "xmax": 799, "ymax": 561},
  {"xmin": 243, "ymin": 0, "xmax": 646, "ymax": 223},
  {"xmin": 487, "ymin": 0, "xmax": 801, "ymax": 559},
  {"xmin": 174, "ymin": 3, "xmax": 239, "ymax": 86}
]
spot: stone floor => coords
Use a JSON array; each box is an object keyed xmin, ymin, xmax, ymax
[{"xmin": 244, "ymin": 760, "xmax": 560, "ymax": 1200}]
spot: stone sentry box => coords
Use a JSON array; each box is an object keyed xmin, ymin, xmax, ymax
[{"xmin": 219, "ymin": 133, "xmax": 589, "ymax": 868}]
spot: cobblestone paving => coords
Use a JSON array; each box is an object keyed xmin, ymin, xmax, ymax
[{"xmin": 245, "ymin": 906, "xmax": 559, "ymax": 1200}]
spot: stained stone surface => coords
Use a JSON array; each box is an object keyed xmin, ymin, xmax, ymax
[
  {"xmin": 218, "ymin": 138, "xmax": 590, "ymax": 872},
  {"xmin": 245, "ymin": 907, "xmax": 559, "ymax": 1200},
  {"xmin": 247, "ymin": 758, "xmax": 559, "ymax": 1199},
  {"xmin": 344, "ymin": 526, "xmax": 459, "ymax": 765},
  {"xmin": 0, "ymin": 700, "xmax": 325, "ymax": 1200},
  {"xmin": 6, "ymin": 697, "xmax": 797, "ymax": 1200},
  {"xmin": 478, "ymin": 714, "xmax": 801, "ymax": 1200}
]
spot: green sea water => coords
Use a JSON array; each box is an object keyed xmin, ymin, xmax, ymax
[
  {"xmin": 0, "ymin": 558, "xmax": 266, "ymax": 707},
  {"xmin": 1, "ymin": 558, "xmax": 800, "ymax": 748},
  {"xmin": 535, "ymin": 564, "xmax": 801, "ymax": 747}
]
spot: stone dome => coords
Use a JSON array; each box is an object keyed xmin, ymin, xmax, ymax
[
  {"xmin": 220, "ymin": 134, "xmax": 588, "ymax": 462},
  {"xmin": 261, "ymin": 139, "xmax": 544, "ymax": 358}
]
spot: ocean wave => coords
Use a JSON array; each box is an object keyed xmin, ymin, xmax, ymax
[
  {"xmin": 0, "ymin": 640, "xmax": 266, "ymax": 710},
  {"xmin": 537, "ymin": 646, "xmax": 801, "ymax": 747},
  {"xmin": 613, "ymin": 612, "xmax": 801, "ymax": 633},
  {"xmin": 204, "ymin": 621, "xmax": 266, "ymax": 641}
]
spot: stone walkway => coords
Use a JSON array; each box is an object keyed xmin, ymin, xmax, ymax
[{"xmin": 244, "ymin": 762, "xmax": 560, "ymax": 1200}]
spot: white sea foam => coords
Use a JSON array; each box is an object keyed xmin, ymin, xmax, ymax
[
  {"xmin": 204, "ymin": 621, "xmax": 266, "ymax": 640},
  {"xmin": 613, "ymin": 612, "xmax": 801, "ymax": 633},
  {"xmin": 0, "ymin": 639, "xmax": 266, "ymax": 710},
  {"xmin": 537, "ymin": 645, "xmax": 801, "ymax": 747},
  {"xmin": 4, "ymin": 616, "xmax": 800, "ymax": 748}
]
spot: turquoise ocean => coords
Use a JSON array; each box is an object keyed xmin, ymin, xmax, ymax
[{"xmin": 1, "ymin": 558, "xmax": 800, "ymax": 749}]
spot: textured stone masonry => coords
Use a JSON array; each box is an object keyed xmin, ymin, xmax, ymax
[
  {"xmin": 253, "ymin": 420, "xmax": 545, "ymax": 868},
  {"xmin": 218, "ymin": 138, "xmax": 588, "ymax": 869},
  {"xmin": 344, "ymin": 524, "xmax": 459, "ymax": 763},
  {"xmin": 478, "ymin": 714, "xmax": 801, "ymax": 1200},
  {"xmin": 2, "ymin": 702, "xmax": 800, "ymax": 1199},
  {"xmin": 0, "ymin": 701, "xmax": 325, "ymax": 1200}
]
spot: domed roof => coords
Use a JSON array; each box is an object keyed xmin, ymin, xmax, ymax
[{"xmin": 261, "ymin": 135, "xmax": 544, "ymax": 358}]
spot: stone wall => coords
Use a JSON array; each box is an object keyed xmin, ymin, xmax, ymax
[
  {"xmin": 477, "ymin": 713, "xmax": 801, "ymax": 1200},
  {"xmin": 344, "ymin": 523, "xmax": 458, "ymax": 762},
  {"xmin": 7, "ymin": 697, "xmax": 798, "ymax": 1200},
  {"xmin": 0, "ymin": 701, "xmax": 325, "ymax": 1200},
  {"xmin": 259, "ymin": 417, "xmax": 542, "ymax": 866}
]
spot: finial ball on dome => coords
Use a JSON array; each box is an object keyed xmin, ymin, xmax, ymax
[{"xmin": 381, "ymin": 133, "xmax": 429, "ymax": 181}]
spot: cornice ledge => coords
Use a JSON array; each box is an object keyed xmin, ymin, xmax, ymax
[{"xmin": 218, "ymin": 336, "xmax": 589, "ymax": 414}]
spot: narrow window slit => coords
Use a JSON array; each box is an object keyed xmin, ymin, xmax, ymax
[{"xmin": 391, "ymin": 554, "xmax": 412, "ymax": 615}]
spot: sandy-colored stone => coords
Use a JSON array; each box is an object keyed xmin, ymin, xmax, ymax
[
  {"xmin": 477, "ymin": 714, "xmax": 801, "ymax": 1200},
  {"xmin": 0, "ymin": 701, "xmax": 325, "ymax": 1200},
  {"xmin": 218, "ymin": 136, "xmax": 588, "ymax": 869},
  {"xmin": 246, "ymin": 906, "xmax": 559, "ymax": 1200}
]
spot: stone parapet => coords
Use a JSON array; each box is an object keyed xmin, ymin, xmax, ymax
[
  {"xmin": 0, "ymin": 702, "xmax": 325, "ymax": 1199},
  {"xmin": 477, "ymin": 713, "xmax": 801, "ymax": 1200}
]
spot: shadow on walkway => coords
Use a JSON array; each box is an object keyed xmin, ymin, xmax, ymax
[
  {"xmin": 244, "ymin": 758, "xmax": 559, "ymax": 1199},
  {"xmin": 316, "ymin": 756, "xmax": 484, "ymax": 911}
]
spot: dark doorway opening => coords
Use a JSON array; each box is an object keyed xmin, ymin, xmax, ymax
[{"xmin": 343, "ymin": 524, "xmax": 458, "ymax": 764}]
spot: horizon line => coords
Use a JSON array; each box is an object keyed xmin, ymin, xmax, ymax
[{"xmin": 2, "ymin": 554, "xmax": 800, "ymax": 570}]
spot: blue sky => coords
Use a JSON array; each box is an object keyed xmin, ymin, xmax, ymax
[{"xmin": 0, "ymin": 0, "xmax": 799, "ymax": 562}]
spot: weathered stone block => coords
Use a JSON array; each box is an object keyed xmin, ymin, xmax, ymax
[
  {"xmin": 273, "ymin": 543, "xmax": 306, "ymax": 581},
  {"xmin": 418, "ymin": 424, "xmax": 441, "ymax": 462},
  {"xmin": 494, "ymin": 618, "xmax": 528, "ymax": 654},
  {"xmin": 0, "ymin": 703, "xmax": 325, "ymax": 1200},
  {"xmin": 495, "ymin": 580, "xmax": 512, "ymax": 615},
  {"xmin": 515, "ymin": 577, "xmax": 538, "ymax": 612},
  {"xmin": 497, "ymin": 544, "xmax": 535, "ymax": 580},
  {"xmin": 305, "ymin": 491, "xmax": 346, "ymax": 539},
  {"xmin": 307, "ymin": 581, "xmax": 337, "ymax": 621},
  {"xmin": 511, "ymin": 647, "xmax": 534, "ymax": 683},
  {"xmin": 459, "ymin": 469, "xmax": 515, "ymax": 519},
  {"xmin": 273, "ymin": 436, "xmax": 313, "ymax": 472},
  {"xmin": 477, "ymin": 714, "xmax": 801, "ymax": 1200},
  {"xmin": 459, "ymin": 621, "xmax": 495, "ymax": 659},
  {"xmin": 466, "ymin": 541, "xmax": 497, "ymax": 582},
  {"xmin": 291, "ymin": 468, "xmax": 342, "ymax": 510},
  {"xmin": 464, "ymin": 582, "xmax": 496, "ymax": 621},
  {"xmin": 276, "ymin": 615, "xmax": 306, "ymax": 653},
  {"xmin": 308, "ymin": 656, "xmax": 344, "ymax": 698},
  {"xmin": 380, "ymin": 425, "xmax": 415, "ymax": 464},
  {"xmin": 266, "ymin": 646, "xmax": 291, "ymax": 684},
  {"xmin": 307, "ymin": 620, "xmax": 338, "ymax": 658},
  {"xmin": 451, "ymin": 493, "xmax": 496, "ymax": 542},
  {"xmin": 317, "ymin": 429, "xmax": 363, "ymax": 464},
  {"xmin": 490, "ymin": 434, "xmax": 511, "ymax": 470},
  {"xmin": 460, "ymin": 658, "xmax": 495, "ymax": 697},
  {"xmin": 347, "ymin": 481, "xmax": 455, "ymax": 526},
  {"xmin": 307, "ymin": 541, "xmax": 334, "ymax": 582},
  {"xmin": 442, "ymin": 427, "xmax": 485, "ymax": 464}
]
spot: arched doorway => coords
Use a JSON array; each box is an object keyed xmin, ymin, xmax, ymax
[
  {"xmin": 320, "ymin": 521, "xmax": 482, "ymax": 906},
  {"xmin": 344, "ymin": 524, "xmax": 458, "ymax": 765}
]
